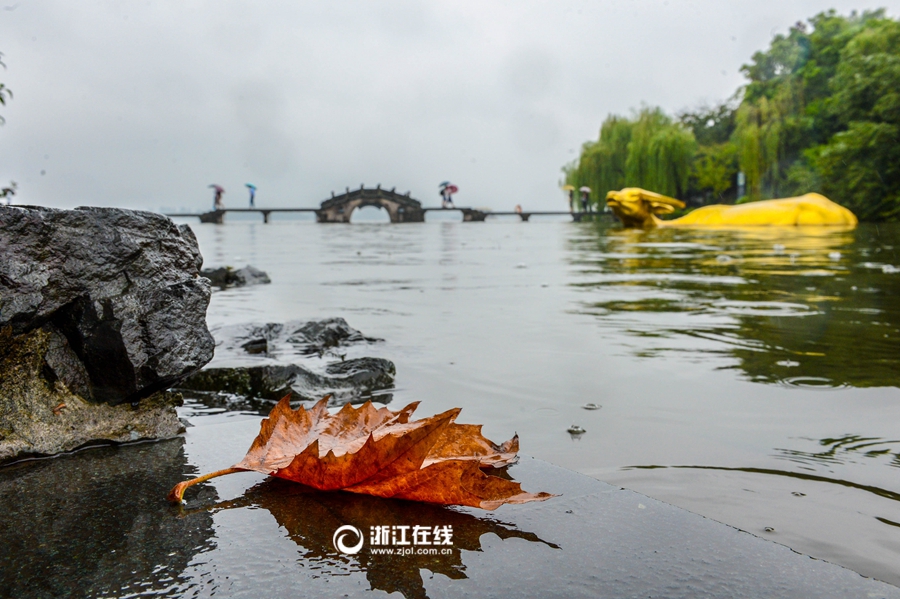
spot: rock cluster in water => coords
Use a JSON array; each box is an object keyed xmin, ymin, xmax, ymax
[
  {"xmin": 201, "ymin": 264, "xmax": 271, "ymax": 289},
  {"xmin": 0, "ymin": 205, "xmax": 215, "ymax": 461},
  {"xmin": 178, "ymin": 318, "xmax": 395, "ymax": 408}
]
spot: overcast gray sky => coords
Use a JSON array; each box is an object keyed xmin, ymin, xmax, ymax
[{"xmin": 1, "ymin": 1, "xmax": 898, "ymax": 213}]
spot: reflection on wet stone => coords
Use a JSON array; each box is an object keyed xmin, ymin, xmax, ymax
[
  {"xmin": 202, "ymin": 478, "xmax": 558, "ymax": 599},
  {"xmin": 0, "ymin": 440, "xmax": 216, "ymax": 599}
]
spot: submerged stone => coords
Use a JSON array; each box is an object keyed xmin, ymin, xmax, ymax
[
  {"xmin": 178, "ymin": 357, "xmax": 395, "ymax": 406},
  {"xmin": 201, "ymin": 264, "xmax": 271, "ymax": 289},
  {"xmin": 211, "ymin": 317, "xmax": 381, "ymax": 359},
  {"xmin": 286, "ymin": 317, "xmax": 376, "ymax": 351}
]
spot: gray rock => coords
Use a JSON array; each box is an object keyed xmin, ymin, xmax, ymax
[
  {"xmin": 0, "ymin": 205, "xmax": 214, "ymax": 406},
  {"xmin": 211, "ymin": 318, "xmax": 379, "ymax": 359},
  {"xmin": 0, "ymin": 327, "xmax": 184, "ymax": 462},
  {"xmin": 325, "ymin": 356, "xmax": 395, "ymax": 389},
  {"xmin": 179, "ymin": 357, "xmax": 395, "ymax": 406},
  {"xmin": 201, "ymin": 264, "xmax": 271, "ymax": 289},
  {"xmin": 177, "ymin": 318, "xmax": 393, "ymax": 411},
  {"xmin": 286, "ymin": 317, "xmax": 373, "ymax": 352}
]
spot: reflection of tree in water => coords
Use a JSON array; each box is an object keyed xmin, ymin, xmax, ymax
[
  {"xmin": 0, "ymin": 439, "xmax": 216, "ymax": 599},
  {"xmin": 774, "ymin": 434, "xmax": 900, "ymax": 470},
  {"xmin": 205, "ymin": 477, "xmax": 558, "ymax": 599},
  {"xmin": 571, "ymin": 222, "xmax": 900, "ymax": 387}
]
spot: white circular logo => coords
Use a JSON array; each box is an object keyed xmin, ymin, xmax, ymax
[{"xmin": 333, "ymin": 525, "xmax": 364, "ymax": 555}]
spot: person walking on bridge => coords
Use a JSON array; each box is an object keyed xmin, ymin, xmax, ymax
[
  {"xmin": 246, "ymin": 183, "xmax": 257, "ymax": 208},
  {"xmin": 209, "ymin": 184, "xmax": 225, "ymax": 210},
  {"xmin": 440, "ymin": 182, "xmax": 457, "ymax": 208},
  {"xmin": 579, "ymin": 186, "xmax": 592, "ymax": 213},
  {"xmin": 562, "ymin": 185, "xmax": 575, "ymax": 213}
]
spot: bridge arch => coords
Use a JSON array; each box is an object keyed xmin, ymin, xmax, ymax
[{"xmin": 317, "ymin": 186, "xmax": 424, "ymax": 223}]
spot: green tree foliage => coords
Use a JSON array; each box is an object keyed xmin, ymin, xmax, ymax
[
  {"xmin": 813, "ymin": 18, "xmax": 900, "ymax": 221},
  {"xmin": 691, "ymin": 143, "xmax": 738, "ymax": 201},
  {"xmin": 678, "ymin": 101, "xmax": 737, "ymax": 146},
  {"xmin": 732, "ymin": 9, "xmax": 898, "ymax": 216},
  {"xmin": 564, "ymin": 116, "xmax": 632, "ymax": 210},
  {"xmin": 565, "ymin": 108, "xmax": 696, "ymax": 208},
  {"xmin": 0, "ymin": 52, "xmax": 10, "ymax": 125},
  {"xmin": 733, "ymin": 92, "xmax": 790, "ymax": 200},
  {"xmin": 566, "ymin": 9, "xmax": 900, "ymax": 221},
  {"xmin": 678, "ymin": 101, "xmax": 740, "ymax": 203}
]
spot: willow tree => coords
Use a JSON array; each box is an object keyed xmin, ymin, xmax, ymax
[
  {"xmin": 627, "ymin": 109, "xmax": 696, "ymax": 198},
  {"xmin": 733, "ymin": 95, "xmax": 785, "ymax": 201},
  {"xmin": 566, "ymin": 108, "xmax": 696, "ymax": 207}
]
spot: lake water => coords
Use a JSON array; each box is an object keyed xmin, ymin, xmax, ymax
[
  {"xmin": 187, "ymin": 214, "xmax": 900, "ymax": 585},
  {"xmin": 0, "ymin": 211, "xmax": 900, "ymax": 598}
]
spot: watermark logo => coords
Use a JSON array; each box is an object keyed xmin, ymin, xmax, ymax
[
  {"xmin": 332, "ymin": 524, "xmax": 455, "ymax": 556},
  {"xmin": 369, "ymin": 525, "xmax": 453, "ymax": 547},
  {"xmin": 332, "ymin": 524, "xmax": 364, "ymax": 555}
]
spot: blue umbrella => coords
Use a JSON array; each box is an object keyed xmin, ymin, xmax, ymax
[
  {"xmin": 439, "ymin": 181, "xmax": 451, "ymax": 188},
  {"xmin": 245, "ymin": 183, "xmax": 256, "ymax": 191}
]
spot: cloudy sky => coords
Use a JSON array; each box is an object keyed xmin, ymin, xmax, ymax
[{"xmin": 1, "ymin": 1, "xmax": 898, "ymax": 213}]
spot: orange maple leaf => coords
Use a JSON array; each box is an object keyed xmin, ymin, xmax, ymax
[{"xmin": 168, "ymin": 396, "xmax": 554, "ymax": 509}]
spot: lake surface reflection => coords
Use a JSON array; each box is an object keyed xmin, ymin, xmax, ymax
[
  {"xmin": 575, "ymin": 224, "xmax": 900, "ymax": 388},
  {"xmin": 196, "ymin": 477, "xmax": 557, "ymax": 599},
  {"xmin": 178, "ymin": 217, "xmax": 900, "ymax": 586}
]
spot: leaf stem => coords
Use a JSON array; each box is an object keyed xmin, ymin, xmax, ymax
[{"xmin": 167, "ymin": 467, "xmax": 245, "ymax": 503}]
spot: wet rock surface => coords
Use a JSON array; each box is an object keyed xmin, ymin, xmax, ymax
[
  {"xmin": 178, "ymin": 358, "xmax": 395, "ymax": 406},
  {"xmin": 0, "ymin": 205, "xmax": 214, "ymax": 405},
  {"xmin": 0, "ymin": 205, "xmax": 214, "ymax": 459},
  {"xmin": 286, "ymin": 317, "xmax": 376, "ymax": 352},
  {"xmin": 177, "ymin": 318, "xmax": 393, "ymax": 410},
  {"xmin": 0, "ymin": 326, "xmax": 184, "ymax": 462},
  {"xmin": 211, "ymin": 317, "xmax": 379, "ymax": 359},
  {"xmin": 0, "ymin": 438, "xmax": 216, "ymax": 598},
  {"xmin": 201, "ymin": 264, "xmax": 271, "ymax": 289}
]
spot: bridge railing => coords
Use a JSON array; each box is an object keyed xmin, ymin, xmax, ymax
[{"xmin": 165, "ymin": 207, "xmax": 607, "ymax": 224}]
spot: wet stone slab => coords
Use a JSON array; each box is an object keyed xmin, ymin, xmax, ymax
[{"xmin": 1, "ymin": 409, "xmax": 897, "ymax": 599}]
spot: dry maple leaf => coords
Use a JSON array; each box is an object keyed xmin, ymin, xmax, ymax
[{"xmin": 168, "ymin": 396, "xmax": 554, "ymax": 509}]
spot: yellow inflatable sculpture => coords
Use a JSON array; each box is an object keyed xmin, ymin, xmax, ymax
[{"xmin": 605, "ymin": 188, "xmax": 858, "ymax": 228}]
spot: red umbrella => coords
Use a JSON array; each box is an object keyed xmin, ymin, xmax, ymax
[
  {"xmin": 209, "ymin": 184, "xmax": 225, "ymax": 193},
  {"xmin": 446, "ymin": 184, "xmax": 459, "ymax": 195}
]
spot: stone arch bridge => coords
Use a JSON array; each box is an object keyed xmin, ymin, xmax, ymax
[{"xmin": 317, "ymin": 186, "xmax": 424, "ymax": 223}]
